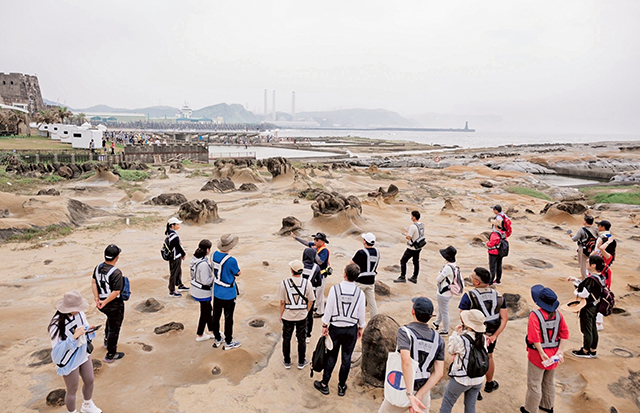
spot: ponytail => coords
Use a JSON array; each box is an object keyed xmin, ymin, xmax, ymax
[
  {"xmin": 194, "ymin": 239, "xmax": 212, "ymax": 258},
  {"xmin": 48, "ymin": 311, "xmax": 68, "ymax": 341},
  {"xmin": 165, "ymin": 223, "xmax": 172, "ymax": 236},
  {"xmin": 473, "ymin": 331, "xmax": 485, "ymax": 350}
]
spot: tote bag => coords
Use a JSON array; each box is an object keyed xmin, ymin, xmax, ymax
[{"xmin": 383, "ymin": 351, "xmax": 419, "ymax": 407}]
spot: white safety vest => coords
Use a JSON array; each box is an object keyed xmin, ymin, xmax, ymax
[
  {"xmin": 408, "ymin": 222, "xmax": 425, "ymax": 247},
  {"xmin": 94, "ymin": 264, "xmax": 119, "ymax": 300},
  {"xmin": 357, "ymin": 248, "xmax": 379, "ymax": 279},
  {"xmin": 213, "ymin": 255, "xmax": 233, "ymax": 288},
  {"xmin": 330, "ymin": 284, "xmax": 362, "ymax": 325},
  {"xmin": 469, "ymin": 289, "xmax": 500, "ymax": 324},
  {"xmin": 532, "ymin": 309, "xmax": 561, "ymax": 349},
  {"xmin": 190, "ymin": 259, "xmax": 212, "ymax": 290},
  {"xmin": 448, "ymin": 333, "xmax": 475, "ymax": 378},
  {"xmin": 302, "ymin": 263, "xmax": 319, "ymax": 280},
  {"xmin": 52, "ymin": 312, "xmax": 86, "ymax": 367},
  {"xmin": 401, "ymin": 326, "xmax": 441, "ymax": 381},
  {"xmin": 283, "ymin": 278, "xmax": 309, "ymax": 310}
]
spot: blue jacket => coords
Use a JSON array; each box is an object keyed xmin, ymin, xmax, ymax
[{"xmin": 50, "ymin": 312, "xmax": 95, "ymax": 376}]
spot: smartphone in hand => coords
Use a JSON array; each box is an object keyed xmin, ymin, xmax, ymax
[
  {"xmin": 85, "ymin": 325, "xmax": 102, "ymax": 334},
  {"xmin": 566, "ymin": 229, "xmax": 572, "ymax": 235}
]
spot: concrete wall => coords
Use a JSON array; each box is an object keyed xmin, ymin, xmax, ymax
[
  {"xmin": 0, "ymin": 73, "xmax": 45, "ymax": 114},
  {"xmin": 123, "ymin": 143, "xmax": 208, "ymax": 164}
]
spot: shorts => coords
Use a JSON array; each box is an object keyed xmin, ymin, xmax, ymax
[{"xmin": 487, "ymin": 337, "xmax": 497, "ymax": 354}]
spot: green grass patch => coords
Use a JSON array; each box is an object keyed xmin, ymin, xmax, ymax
[
  {"xmin": 505, "ymin": 186, "xmax": 552, "ymax": 201},
  {"xmin": 113, "ymin": 166, "xmax": 150, "ymax": 181},
  {"xmin": 114, "ymin": 181, "xmax": 148, "ymax": 197},
  {"xmin": 186, "ymin": 169, "xmax": 210, "ymax": 178},
  {"xmin": 7, "ymin": 224, "xmax": 73, "ymax": 242},
  {"xmin": 579, "ymin": 185, "xmax": 640, "ymax": 205}
]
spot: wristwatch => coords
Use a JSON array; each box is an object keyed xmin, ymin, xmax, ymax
[{"xmin": 406, "ymin": 390, "xmax": 416, "ymax": 397}]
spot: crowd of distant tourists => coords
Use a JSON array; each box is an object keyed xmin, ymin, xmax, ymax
[{"xmin": 49, "ymin": 205, "xmax": 618, "ymax": 412}]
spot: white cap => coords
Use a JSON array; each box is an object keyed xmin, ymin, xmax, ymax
[
  {"xmin": 168, "ymin": 217, "xmax": 182, "ymax": 225},
  {"xmin": 362, "ymin": 232, "xmax": 376, "ymax": 244}
]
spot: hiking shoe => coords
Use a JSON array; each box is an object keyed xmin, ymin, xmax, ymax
[
  {"xmin": 103, "ymin": 339, "xmax": 108, "ymax": 349},
  {"xmin": 338, "ymin": 384, "xmax": 347, "ymax": 397},
  {"xmin": 81, "ymin": 400, "xmax": 102, "ymax": 413},
  {"xmin": 393, "ymin": 276, "xmax": 406, "ymax": 283},
  {"xmin": 477, "ymin": 392, "xmax": 483, "ymax": 401},
  {"xmin": 195, "ymin": 334, "xmax": 213, "ymax": 342},
  {"xmin": 223, "ymin": 341, "xmax": 241, "ymax": 350},
  {"xmin": 493, "ymin": 282, "xmax": 502, "ymax": 286},
  {"xmin": 298, "ymin": 359, "xmax": 309, "ymax": 370},
  {"xmin": 104, "ymin": 352, "xmax": 125, "ymax": 363},
  {"xmin": 314, "ymin": 380, "xmax": 329, "ymax": 395},
  {"xmin": 169, "ymin": 291, "xmax": 182, "ymax": 298},
  {"xmin": 572, "ymin": 348, "xmax": 592, "ymax": 358},
  {"xmin": 282, "ymin": 359, "xmax": 291, "ymax": 369},
  {"xmin": 176, "ymin": 285, "xmax": 190, "ymax": 292},
  {"xmin": 484, "ymin": 380, "xmax": 499, "ymax": 393},
  {"xmin": 408, "ymin": 277, "xmax": 418, "ymax": 284}
]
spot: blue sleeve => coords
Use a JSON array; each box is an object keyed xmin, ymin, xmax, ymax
[
  {"xmin": 317, "ymin": 249, "xmax": 329, "ymax": 264},
  {"xmin": 229, "ymin": 257, "xmax": 240, "ymax": 276},
  {"xmin": 51, "ymin": 336, "xmax": 78, "ymax": 365},
  {"xmin": 459, "ymin": 294, "xmax": 471, "ymax": 310}
]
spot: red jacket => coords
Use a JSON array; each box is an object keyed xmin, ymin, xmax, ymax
[{"xmin": 487, "ymin": 229, "xmax": 505, "ymax": 255}]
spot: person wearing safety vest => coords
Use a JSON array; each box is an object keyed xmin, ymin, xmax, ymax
[
  {"xmin": 277, "ymin": 260, "xmax": 315, "ymax": 370},
  {"xmin": 292, "ymin": 232, "xmax": 331, "ymax": 317},
  {"xmin": 521, "ymin": 285, "xmax": 568, "ymax": 413},
  {"xmin": 395, "ymin": 210, "xmax": 425, "ymax": 284},
  {"xmin": 314, "ymin": 264, "xmax": 366, "ymax": 397},
  {"xmin": 211, "ymin": 234, "xmax": 241, "ymax": 350},
  {"xmin": 378, "ymin": 297, "xmax": 445, "ymax": 413},
  {"xmin": 458, "ymin": 267, "xmax": 508, "ymax": 397},
  {"xmin": 351, "ymin": 232, "xmax": 380, "ymax": 317}
]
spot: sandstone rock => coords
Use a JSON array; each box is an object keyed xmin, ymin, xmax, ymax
[
  {"xmin": 522, "ymin": 258, "xmax": 553, "ymax": 269},
  {"xmin": 37, "ymin": 188, "xmax": 60, "ymax": 196},
  {"xmin": 28, "ymin": 348, "xmax": 52, "ymax": 367},
  {"xmin": 169, "ymin": 162, "xmax": 184, "ymax": 173},
  {"xmin": 154, "ymin": 322, "xmax": 184, "ymax": 334},
  {"xmin": 611, "ymin": 170, "xmax": 640, "ymax": 182},
  {"xmin": 541, "ymin": 201, "xmax": 588, "ymax": 215},
  {"xmin": 480, "ymin": 180, "xmax": 494, "ymax": 188},
  {"xmin": 525, "ymin": 209, "xmax": 535, "ymax": 214},
  {"xmin": 57, "ymin": 165, "xmax": 73, "ymax": 179},
  {"xmin": 375, "ymin": 281, "xmax": 391, "ymax": 296},
  {"xmin": 361, "ymin": 314, "xmax": 400, "ymax": 387},
  {"xmin": 384, "ymin": 264, "xmax": 401, "ymax": 273},
  {"xmin": 201, "ymin": 178, "xmax": 235, "ymax": 192},
  {"xmin": 178, "ymin": 199, "xmax": 219, "ymax": 224},
  {"xmin": 68, "ymin": 199, "xmax": 101, "ymax": 224},
  {"xmin": 485, "ymin": 161, "xmax": 556, "ymax": 174},
  {"xmin": 546, "ymin": 187, "xmax": 586, "ymax": 202},
  {"xmin": 278, "ymin": 216, "xmax": 302, "ymax": 236},
  {"xmin": 306, "ymin": 190, "xmax": 362, "ymax": 217},
  {"xmin": 262, "ymin": 261, "xmax": 269, "ymax": 266},
  {"xmin": 519, "ymin": 235, "xmax": 567, "ymax": 249},
  {"xmin": 146, "ymin": 193, "xmax": 187, "ymax": 206},
  {"xmin": 92, "ymin": 359, "xmax": 102, "ymax": 372},
  {"xmin": 367, "ymin": 184, "xmax": 399, "ymax": 204},
  {"xmin": 46, "ymin": 389, "xmax": 66, "ymax": 406},
  {"xmin": 81, "ymin": 162, "xmax": 95, "ymax": 172},
  {"xmin": 135, "ymin": 298, "xmax": 164, "ymax": 313},
  {"xmin": 442, "ymin": 197, "xmax": 464, "ymax": 212},
  {"xmin": 44, "ymin": 259, "xmax": 53, "ymax": 265},
  {"xmin": 211, "ymin": 366, "xmax": 222, "ymax": 375},
  {"xmin": 367, "ymin": 165, "xmax": 379, "ymax": 174},
  {"xmin": 238, "ymin": 183, "xmax": 258, "ymax": 191},
  {"xmin": 293, "ymin": 199, "xmax": 299, "ymax": 204},
  {"xmin": 257, "ymin": 157, "xmax": 291, "ymax": 178},
  {"xmin": 503, "ymin": 293, "xmax": 530, "ymax": 319}
]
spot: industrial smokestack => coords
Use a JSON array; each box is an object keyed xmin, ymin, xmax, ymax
[
  {"xmin": 264, "ymin": 89, "xmax": 268, "ymax": 117},
  {"xmin": 292, "ymin": 91, "xmax": 296, "ymax": 119},
  {"xmin": 272, "ymin": 90, "xmax": 276, "ymax": 121}
]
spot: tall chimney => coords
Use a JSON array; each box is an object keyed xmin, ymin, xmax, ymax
[
  {"xmin": 264, "ymin": 89, "xmax": 268, "ymax": 117},
  {"xmin": 272, "ymin": 90, "xmax": 276, "ymax": 121},
  {"xmin": 292, "ymin": 91, "xmax": 296, "ymax": 119}
]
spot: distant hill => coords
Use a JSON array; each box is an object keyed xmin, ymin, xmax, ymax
[
  {"xmin": 296, "ymin": 108, "xmax": 414, "ymax": 128},
  {"xmin": 193, "ymin": 103, "xmax": 259, "ymax": 123}
]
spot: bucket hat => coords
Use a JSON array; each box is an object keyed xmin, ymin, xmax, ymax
[
  {"xmin": 218, "ymin": 234, "xmax": 239, "ymax": 252},
  {"xmin": 439, "ymin": 246, "xmax": 457, "ymax": 262},
  {"xmin": 461, "ymin": 309, "xmax": 486, "ymax": 333},
  {"xmin": 56, "ymin": 290, "xmax": 89, "ymax": 313},
  {"xmin": 531, "ymin": 284, "xmax": 559, "ymax": 313}
]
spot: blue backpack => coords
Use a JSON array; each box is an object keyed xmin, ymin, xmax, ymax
[{"xmin": 121, "ymin": 276, "xmax": 131, "ymax": 301}]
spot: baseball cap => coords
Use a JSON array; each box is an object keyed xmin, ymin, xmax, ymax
[
  {"xmin": 411, "ymin": 297, "xmax": 434, "ymax": 317},
  {"xmin": 361, "ymin": 232, "xmax": 376, "ymax": 244},
  {"xmin": 168, "ymin": 217, "xmax": 182, "ymax": 225},
  {"xmin": 104, "ymin": 244, "xmax": 121, "ymax": 261},
  {"xmin": 596, "ymin": 220, "xmax": 611, "ymax": 230},
  {"xmin": 289, "ymin": 260, "xmax": 304, "ymax": 273}
]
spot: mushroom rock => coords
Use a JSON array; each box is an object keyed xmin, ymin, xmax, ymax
[
  {"xmin": 178, "ymin": 199, "xmax": 219, "ymax": 224},
  {"xmin": 238, "ymin": 183, "xmax": 258, "ymax": 191},
  {"xmin": 309, "ymin": 190, "xmax": 362, "ymax": 217},
  {"xmin": 145, "ymin": 193, "xmax": 188, "ymax": 206},
  {"xmin": 278, "ymin": 216, "xmax": 302, "ymax": 236},
  {"xmin": 200, "ymin": 178, "xmax": 235, "ymax": 192},
  {"xmin": 367, "ymin": 184, "xmax": 399, "ymax": 204},
  {"xmin": 374, "ymin": 281, "xmax": 391, "ymax": 296},
  {"xmin": 361, "ymin": 314, "xmax": 400, "ymax": 387},
  {"xmin": 257, "ymin": 157, "xmax": 291, "ymax": 178},
  {"xmin": 541, "ymin": 201, "xmax": 588, "ymax": 215},
  {"xmin": 503, "ymin": 293, "xmax": 530, "ymax": 319},
  {"xmin": 441, "ymin": 197, "xmax": 464, "ymax": 212},
  {"xmin": 135, "ymin": 298, "xmax": 165, "ymax": 313}
]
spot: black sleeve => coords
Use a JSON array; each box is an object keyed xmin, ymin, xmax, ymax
[
  {"xmin": 170, "ymin": 234, "xmax": 186, "ymax": 257},
  {"xmin": 110, "ymin": 269, "xmax": 124, "ymax": 292}
]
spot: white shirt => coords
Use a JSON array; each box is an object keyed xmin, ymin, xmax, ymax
[
  {"xmin": 436, "ymin": 262, "xmax": 456, "ymax": 297},
  {"xmin": 447, "ymin": 330, "xmax": 486, "ymax": 386},
  {"xmin": 406, "ymin": 222, "xmax": 420, "ymax": 250},
  {"xmin": 322, "ymin": 281, "xmax": 366, "ymax": 328}
]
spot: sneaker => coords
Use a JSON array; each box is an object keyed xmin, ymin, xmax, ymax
[
  {"xmin": 432, "ymin": 322, "xmax": 440, "ymax": 330},
  {"xmin": 314, "ymin": 380, "xmax": 329, "ymax": 395},
  {"xmin": 298, "ymin": 359, "xmax": 309, "ymax": 370},
  {"xmin": 196, "ymin": 334, "xmax": 213, "ymax": 342},
  {"xmin": 493, "ymin": 282, "xmax": 502, "ymax": 286},
  {"xmin": 306, "ymin": 337, "xmax": 311, "ymax": 344},
  {"xmin": 338, "ymin": 384, "xmax": 347, "ymax": 397},
  {"xmin": 437, "ymin": 330, "xmax": 449, "ymax": 336},
  {"xmin": 477, "ymin": 392, "xmax": 483, "ymax": 401},
  {"xmin": 103, "ymin": 352, "xmax": 125, "ymax": 363},
  {"xmin": 313, "ymin": 312, "xmax": 323, "ymax": 318},
  {"xmin": 572, "ymin": 348, "xmax": 592, "ymax": 358},
  {"xmin": 81, "ymin": 400, "xmax": 102, "ymax": 413},
  {"xmin": 223, "ymin": 341, "xmax": 241, "ymax": 350},
  {"xmin": 177, "ymin": 284, "xmax": 190, "ymax": 292},
  {"xmin": 538, "ymin": 406, "xmax": 554, "ymax": 413},
  {"xmin": 589, "ymin": 351, "xmax": 597, "ymax": 358},
  {"xmin": 484, "ymin": 380, "xmax": 499, "ymax": 393},
  {"xmin": 393, "ymin": 276, "xmax": 406, "ymax": 283},
  {"xmin": 282, "ymin": 359, "xmax": 291, "ymax": 369},
  {"xmin": 408, "ymin": 277, "xmax": 418, "ymax": 284},
  {"xmin": 169, "ymin": 291, "xmax": 182, "ymax": 298},
  {"xmin": 212, "ymin": 332, "xmax": 225, "ymax": 348},
  {"xmin": 520, "ymin": 408, "xmax": 530, "ymax": 413}
]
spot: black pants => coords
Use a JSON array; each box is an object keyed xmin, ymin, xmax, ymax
[
  {"xmin": 489, "ymin": 254, "xmax": 503, "ymax": 284},
  {"xmin": 306, "ymin": 301, "xmax": 315, "ymax": 338},
  {"xmin": 400, "ymin": 248, "xmax": 421, "ymax": 278},
  {"xmin": 282, "ymin": 318, "xmax": 307, "ymax": 364},
  {"xmin": 580, "ymin": 304, "xmax": 598, "ymax": 350},
  {"xmin": 323, "ymin": 324, "xmax": 358, "ymax": 387},
  {"xmin": 197, "ymin": 300, "xmax": 214, "ymax": 336},
  {"xmin": 168, "ymin": 258, "xmax": 183, "ymax": 293},
  {"xmin": 100, "ymin": 300, "xmax": 124, "ymax": 354},
  {"xmin": 213, "ymin": 298, "xmax": 235, "ymax": 344}
]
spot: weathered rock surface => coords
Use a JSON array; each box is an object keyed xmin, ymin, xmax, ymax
[
  {"xmin": 442, "ymin": 197, "xmax": 464, "ymax": 212},
  {"xmin": 361, "ymin": 314, "xmax": 400, "ymax": 387},
  {"xmin": 57, "ymin": 165, "xmax": 74, "ymax": 179},
  {"xmin": 28, "ymin": 348, "xmax": 52, "ymax": 367},
  {"xmin": 545, "ymin": 187, "xmax": 585, "ymax": 202},
  {"xmin": 375, "ymin": 281, "xmax": 391, "ymax": 296},
  {"xmin": 367, "ymin": 184, "xmax": 399, "ymax": 204},
  {"xmin": 135, "ymin": 298, "xmax": 165, "ymax": 313},
  {"xmin": 278, "ymin": 216, "xmax": 302, "ymax": 236},
  {"xmin": 486, "ymin": 161, "xmax": 556, "ymax": 174},
  {"xmin": 541, "ymin": 201, "xmax": 588, "ymax": 215},
  {"xmin": 548, "ymin": 159, "xmax": 640, "ymax": 180},
  {"xmin": 503, "ymin": 293, "xmax": 530, "ymax": 319},
  {"xmin": 145, "ymin": 193, "xmax": 187, "ymax": 206},
  {"xmin": 169, "ymin": 162, "xmax": 184, "ymax": 173},
  {"xmin": 522, "ymin": 258, "xmax": 553, "ymax": 269},
  {"xmin": 46, "ymin": 389, "xmax": 66, "ymax": 406},
  {"xmin": 519, "ymin": 235, "xmax": 567, "ymax": 249},
  {"xmin": 238, "ymin": 183, "xmax": 258, "ymax": 191},
  {"xmin": 67, "ymin": 199, "xmax": 102, "ymax": 224},
  {"xmin": 303, "ymin": 190, "xmax": 362, "ymax": 217},
  {"xmin": 37, "ymin": 188, "xmax": 60, "ymax": 196},
  {"xmin": 178, "ymin": 199, "xmax": 219, "ymax": 224},
  {"xmin": 257, "ymin": 157, "xmax": 291, "ymax": 178},
  {"xmin": 154, "ymin": 322, "xmax": 184, "ymax": 334},
  {"xmin": 200, "ymin": 178, "xmax": 235, "ymax": 192}
]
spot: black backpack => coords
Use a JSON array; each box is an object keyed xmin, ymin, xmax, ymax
[
  {"xmin": 496, "ymin": 231, "xmax": 509, "ymax": 257},
  {"xmin": 580, "ymin": 228, "xmax": 597, "ymax": 257},
  {"xmin": 310, "ymin": 336, "xmax": 328, "ymax": 378},
  {"xmin": 160, "ymin": 234, "xmax": 174, "ymax": 261},
  {"xmin": 462, "ymin": 334, "xmax": 489, "ymax": 378}
]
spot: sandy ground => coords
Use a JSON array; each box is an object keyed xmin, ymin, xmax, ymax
[{"xmin": 1, "ymin": 147, "xmax": 640, "ymax": 413}]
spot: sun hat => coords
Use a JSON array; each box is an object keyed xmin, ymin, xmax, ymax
[
  {"xmin": 439, "ymin": 246, "xmax": 457, "ymax": 262},
  {"xmin": 289, "ymin": 260, "xmax": 304, "ymax": 273},
  {"xmin": 531, "ymin": 284, "xmax": 559, "ymax": 313},
  {"xmin": 561, "ymin": 298, "xmax": 586, "ymax": 313},
  {"xmin": 492, "ymin": 205, "xmax": 502, "ymax": 213},
  {"xmin": 461, "ymin": 309, "xmax": 486, "ymax": 333},
  {"xmin": 168, "ymin": 217, "xmax": 182, "ymax": 225},
  {"xmin": 412, "ymin": 297, "xmax": 434, "ymax": 317},
  {"xmin": 218, "ymin": 233, "xmax": 239, "ymax": 252},
  {"xmin": 361, "ymin": 233, "xmax": 376, "ymax": 244},
  {"xmin": 104, "ymin": 244, "xmax": 121, "ymax": 261},
  {"xmin": 56, "ymin": 290, "xmax": 89, "ymax": 313},
  {"xmin": 313, "ymin": 232, "xmax": 329, "ymax": 243}
]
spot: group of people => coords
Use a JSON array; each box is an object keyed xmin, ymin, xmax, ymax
[{"xmin": 48, "ymin": 207, "xmax": 619, "ymax": 413}]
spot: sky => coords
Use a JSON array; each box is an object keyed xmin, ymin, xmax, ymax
[{"xmin": 3, "ymin": 0, "xmax": 640, "ymax": 133}]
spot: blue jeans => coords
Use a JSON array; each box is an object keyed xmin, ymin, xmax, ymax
[{"xmin": 439, "ymin": 378, "xmax": 482, "ymax": 413}]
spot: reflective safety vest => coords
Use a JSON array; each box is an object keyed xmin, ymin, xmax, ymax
[
  {"xmin": 302, "ymin": 263, "xmax": 319, "ymax": 280},
  {"xmin": 408, "ymin": 222, "xmax": 425, "ymax": 247},
  {"xmin": 52, "ymin": 312, "xmax": 86, "ymax": 367},
  {"xmin": 401, "ymin": 326, "xmax": 441, "ymax": 381},
  {"xmin": 357, "ymin": 248, "xmax": 379, "ymax": 279},
  {"xmin": 190, "ymin": 259, "xmax": 212, "ymax": 290},
  {"xmin": 469, "ymin": 289, "xmax": 500, "ymax": 324},
  {"xmin": 283, "ymin": 278, "xmax": 310, "ymax": 310},
  {"xmin": 317, "ymin": 246, "xmax": 330, "ymax": 274},
  {"xmin": 213, "ymin": 255, "xmax": 233, "ymax": 288},
  {"xmin": 330, "ymin": 284, "xmax": 362, "ymax": 325},
  {"xmin": 531, "ymin": 309, "xmax": 561, "ymax": 349},
  {"xmin": 448, "ymin": 333, "xmax": 474, "ymax": 378},
  {"xmin": 94, "ymin": 264, "xmax": 119, "ymax": 300}
]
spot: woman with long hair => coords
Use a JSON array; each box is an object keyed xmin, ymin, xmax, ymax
[
  {"xmin": 165, "ymin": 217, "xmax": 188, "ymax": 297},
  {"xmin": 190, "ymin": 239, "xmax": 216, "ymax": 341},
  {"xmin": 48, "ymin": 290, "xmax": 102, "ymax": 413}
]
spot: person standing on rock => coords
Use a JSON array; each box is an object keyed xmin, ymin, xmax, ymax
[
  {"xmin": 351, "ymin": 232, "xmax": 380, "ymax": 317},
  {"xmin": 277, "ymin": 260, "xmax": 315, "ymax": 369},
  {"xmin": 190, "ymin": 239, "xmax": 215, "ymax": 342},
  {"xmin": 568, "ymin": 214, "xmax": 598, "ymax": 279},
  {"xmin": 314, "ymin": 264, "xmax": 365, "ymax": 397},
  {"xmin": 91, "ymin": 244, "xmax": 126, "ymax": 363},
  {"xmin": 301, "ymin": 247, "xmax": 321, "ymax": 343},
  {"xmin": 378, "ymin": 297, "xmax": 445, "ymax": 413},
  {"xmin": 395, "ymin": 210, "xmax": 425, "ymax": 284},
  {"xmin": 486, "ymin": 219, "xmax": 506, "ymax": 285},
  {"xmin": 458, "ymin": 267, "xmax": 508, "ymax": 396},
  {"xmin": 165, "ymin": 217, "xmax": 188, "ymax": 298},
  {"xmin": 292, "ymin": 232, "xmax": 331, "ymax": 317},
  {"xmin": 433, "ymin": 246, "xmax": 460, "ymax": 336},
  {"xmin": 211, "ymin": 234, "xmax": 241, "ymax": 350},
  {"xmin": 520, "ymin": 285, "xmax": 568, "ymax": 413},
  {"xmin": 49, "ymin": 290, "xmax": 102, "ymax": 413}
]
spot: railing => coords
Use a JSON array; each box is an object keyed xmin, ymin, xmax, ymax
[{"xmin": 208, "ymin": 151, "xmax": 256, "ymax": 160}]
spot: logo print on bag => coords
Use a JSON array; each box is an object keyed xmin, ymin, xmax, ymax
[{"xmin": 386, "ymin": 370, "xmax": 406, "ymax": 390}]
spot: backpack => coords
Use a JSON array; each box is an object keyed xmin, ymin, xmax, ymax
[
  {"xmin": 160, "ymin": 234, "xmax": 175, "ymax": 261},
  {"xmin": 462, "ymin": 334, "xmax": 490, "ymax": 378},
  {"xmin": 497, "ymin": 213, "xmax": 512, "ymax": 238},
  {"xmin": 310, "ymin": 269, "xmax": 323, "ymax": 288},
  {"xmin": 596, "ymin": 285, "xmax": 615, "ymax": 317},
  {"xmin": 580, "ymin": 228, "xmax": 597, "ymax": 257},
  {"xmin": 310, "ymin": 336, "xmax": 328, "ymax": 378},
  {"xmin": 411, "ymin": 223, "xmax": 427, "ymax": 249},
  {"xmin": 121, "ymin": 276, "xmax": 131, "ymax": 301},
  {"xmin": 496, "ymin": 231, "xmax": 509, "ymax": 257},
  {"xmin": 448, "ymin": 264, "xmax": 464, "ymax": 296}
]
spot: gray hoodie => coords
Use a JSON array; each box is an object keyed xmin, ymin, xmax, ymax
[{"xmin": 190, "ymin": 256, "xmax": 213, "ymax": 301}]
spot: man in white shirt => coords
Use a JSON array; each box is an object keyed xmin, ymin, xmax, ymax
[
  {"xmin": 395, "ymin": 211, "xmax": 425, "ymax": 284},
  {"xmin": 314, "ymin": 264, "xmax": 366, "ymax": 397}
]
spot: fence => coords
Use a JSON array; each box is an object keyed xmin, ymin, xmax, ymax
[
  {"xmin": 209, "ymin": 151, "xmax": 256, "ymax": 161},
  {"xmin": 3, "ymin": 151, "xmax": 122, "ymax": 165},
  {"xmin": 123, "ymin": 143, "xmax": 208, "ymax": 164}
]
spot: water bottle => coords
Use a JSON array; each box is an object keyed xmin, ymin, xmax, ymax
[{"xmin": 542, "ymin": 355, "xmax": 560, "ymax": 367}]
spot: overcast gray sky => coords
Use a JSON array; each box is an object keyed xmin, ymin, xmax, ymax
[{"xmin": 3, "ymin": 0, "xmax": 639, "ymax": 133}]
